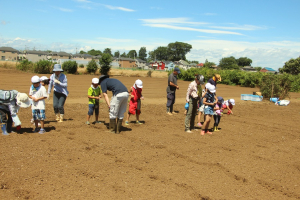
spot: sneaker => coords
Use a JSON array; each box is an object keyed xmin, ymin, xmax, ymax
[
  {"xmin": 125, "ymin": 121, "xmax": 129, "ymax": 125},
  {"xmin": 197, "ymin": 123, "xmax": 202, "ymax": 127},
  {"xmin": 205, "ymin": 130, "xmax": 212, "ymax": 135},
  {"xmin": 33, "ymin": 128, "xmax": 40, "ymax": 133},
  {"xmin": 38, "ymin": 129, "xmax": 46, "ymax": 134},
  {"xmin": 171, "ymin": 112, "xmax": 178, "ymax": 115},
  {"xmin": 185, "ymin": 129, "xmax": 192, "ymax": 133},
  {"xmin": 167, "ymin": 112, "xmax": 173, "ymax": 116},
  {"xmin": 86, "ymin": 121, "xmax": 90, "ymax": 125},
  {"xmin": 136, "ymin": 121, "xmax": 143, "ymax": 124},
  {"xmin": 94, "ymin": 121, "xmax": 101, "ymax": 124}
]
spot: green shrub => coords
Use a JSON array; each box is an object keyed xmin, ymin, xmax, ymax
[
  {"xmin": 16, "ymin": 60, "xmax": 34, "ymax": 72},
  {"xmin": 259, "ymin": 74, "xmax": 291, "ymax": 99},
  {"xmin": 79, "ymin": 64, "xmax": 84, "ymax": 68},
  {"xmin": 99, "ymin": 54, "xmax": 112, "ymax": 75},
  {"xmin": 62, "ymin": 61, "xmax": 78, "ymax": 74},
  {"xmin": 33, "ymin": 60, "xmax": 53, "ymax": 74},
  {"xmin": 147, "ymin": 70, "xmax": 152, "ymax": 77},
  {"xmin": 86, "ymin": 60, "xmax": 98, "ymax": 74}
]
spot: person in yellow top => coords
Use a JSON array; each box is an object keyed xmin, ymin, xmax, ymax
[{"xmin": 86, "ymin": 78, "xmax": 102, "ymax": 125}]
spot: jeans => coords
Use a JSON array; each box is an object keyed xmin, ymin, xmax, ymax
[
  {"xmin": 185, "ymin": 98, "xmax": 198, "ymax": 130},
  {"xmin": 53, "ymin": 91, "xmax": 67, "ymax": 114}
]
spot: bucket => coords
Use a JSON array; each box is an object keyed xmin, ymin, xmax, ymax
[{"xmin": 270, "ymin": 97, "xmax": 279, "ymax": 103}]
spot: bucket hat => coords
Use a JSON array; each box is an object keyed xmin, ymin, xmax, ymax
[
  {"xmin": 16, "ymin": 93, "xmax": 31, "ymax": 108},
  {"xmin": 53, "ymin": 64, "xmax": 63, "ymax": 72},
  {"xmin": 215, "ymin": 74, "xmax": 221, "ymax": 81}
]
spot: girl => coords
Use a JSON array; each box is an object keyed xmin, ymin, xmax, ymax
[
  {"xmin": 213, "ymin": 96, "xmax": 224, "ymax": 132},
  {"xmin": 201, "ymin": 83, "xmax": 217, "ymax": 135},
  {"xmin": 223, "ymin": 99, "xmax": 235, "ymax": 115}
]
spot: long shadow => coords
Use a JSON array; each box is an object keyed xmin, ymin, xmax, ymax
[
  {"xmin": 102, "ymin": 121, "xmax": 132, "ymax": 132},
  {"xmin": 17, "ymin": 126, "xmax": 56, "ymax": 134}
]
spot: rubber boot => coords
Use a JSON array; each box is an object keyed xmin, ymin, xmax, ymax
[
  {"xmin": 59, "ymin": 114, "xmax": 64, "ymax": 122},
  {"xmin": 109, "ymin": 119, "xmax": 116, "ymax": 133},
  {"xmin": 55, "ymin": 113, "xmax": 60, "ymax": 121},
  {"xmin": 116, "ymin": 118, "xmax": 123, "ymax": 134},
  {"xmin": 215, "ymin": 126, "xmax": 220, "ymax": 131},
  {"xmin": 1, "ymin": 123, "xmax": 9, "ymax": 136},
  {"xmin": 213, "ymin": 126, "xmax": 217, "ymax": 132}
]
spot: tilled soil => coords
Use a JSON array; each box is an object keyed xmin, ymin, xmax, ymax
[{"xmin": 0, "ymin": 68, "xmax": 300, "ymax": 200}]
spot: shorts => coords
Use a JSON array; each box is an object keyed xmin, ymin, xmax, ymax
[
  {"xmin": 88, "ymin": 104, "xmax": 99, "ymax": 116},
  {"xmin": 32, "ymin": 109, "xmax": 46, "ymax": 120},
  {"xmin": 199, "ymin": 104, "xmax": 205, "ymax": 112},
  {"xmin": 204, "ymin": 106, "xmax": 214, "ymax": 115}
]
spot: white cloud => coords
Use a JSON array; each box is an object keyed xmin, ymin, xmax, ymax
[
  {"xmin": 104, "ymin": 5, "xmax": 135, "ymax": 12},
  {"xmin": 76, "ymin": 0, "xmax": 91, "ymax": 3},
  {"xmin": 1, "ymin": 21, "xmax": 8, "ymax": 25},
  {"xmin": 52, "ymin": 6, "xmax": 73, "ymax": 12},
  {"xmin": 140, "ymin": 18, "xmax": 208, "ymax": 26},
  {"xmin": 209, "ymin": 24, "xmax": 266, "ymax": 31}
]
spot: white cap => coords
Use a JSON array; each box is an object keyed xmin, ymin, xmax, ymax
[
  {"xmin": 16, "ymin": 93, "xmax": 31, "ymax": 108},
  {"xmin": 229, "ymin": 99, "xmax": 235, "ymax": 105},
  {"xmin": 40, "ymin": 76, "xmax": 49, "ymax": 81},
  {"xmin": 135, "ymin": 79, "xmax": 143, "ymax": 88},
  {"xmin": 205, "ymin": 83, "xmax": 216, "ymax": 93},
  {"xmin": 92, "ymin": 78, "xmax": 99, "ymax": 84},
  {"xmin": 31, "ymin": 75, "xmax": 40, "ymax": 83}
]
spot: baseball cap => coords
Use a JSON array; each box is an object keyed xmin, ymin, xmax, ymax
[
  {"xmin": 31, "ymin": 75, "xmax": 40, "ymax": 83},
  {"xmin": 92, "ymin": 78, "xmax": 99, "ymax": 84},
  {"xmin": 205, "ymin": 83, "xmax": 216, "ymax": 93},
  {"xmin": 174, "ymin": 67, "xmax": 181, "ymax": 74},
  {"xmin": 217, "ymin": 96, "xmax": 224, "ymax": 103},
  {"xmin": 135, "ymin": 79, "xmax": 143, "ymax": 88},
  {"xmin": 40, "ymin": 76, "xmax": 49, "ymax": 81},
  {"xmin": 16, "ymin": 93, "xmax": 31, "ymax": 108},
  {"xmin": 229, "ymin": 99, "xmax": 235, "ymax": 105}
]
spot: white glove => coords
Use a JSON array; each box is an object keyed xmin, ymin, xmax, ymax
[
  {"xmin": 47, "ymin": 94, "xmax": 50, "ymax": 100},
  {"xmin": 54, "ymin": 79, "xmax": 61, "ymax": 84}
]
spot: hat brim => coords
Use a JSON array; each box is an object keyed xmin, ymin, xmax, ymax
[
  {"xmin": 53, "ymin": 69, "xmax": 64, "ymax": 72},
  {"xmin": 136, "ymin": 85, "xmax": 143, "ymax": 88},
  {"xmin": 17, "ymin": 100, "xmax": 31, "ymax": 108},
  {"xmin": 208, "ymin": 89, "xmax": 216, "ymax": 93}
]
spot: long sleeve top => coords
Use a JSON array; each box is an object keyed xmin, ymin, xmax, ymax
[
  {"xmin": 186, "ymin": 80, "xmax": 198, "ymax": 102},
  {"xmin": 0, "ymin": 99, "xmax": 22, "ymax": 126},
  {"xmin": 48, "ymin": 73, "xmax": 69, "ymax": 96}
]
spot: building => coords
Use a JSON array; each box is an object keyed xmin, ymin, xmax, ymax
[
  {"xmin": 260, "ymin": 67, "xmax": 277, "ymax": 74},
  {"xmin": 241, "ymin": 66, "xmax": 257, "ymax": 72},
  {"xmin": 164, "ymin": 61, "xmax": 175, "ymax": 71},
  {"xmin": 19, "ymin": 50, "xmax": 49, "ymax": 62},
  {"xmin": 0, "ymin": 47, "xmax": 19, "ymax": 61},
  {"xmin": 135, "ymin": 58, "xmax": 147, "ymax": 69},
  {"xmin": 49, "ymin": 51, "xmax": 71, "ymax": 61},
  {"xmin": 149, "ymin": 61, "xmax": 166, "ymax": 70},
  {"xmin": 118, "ymin": 57, "xmax": 136, "ymax": 68}
]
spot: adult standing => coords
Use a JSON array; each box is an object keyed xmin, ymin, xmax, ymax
[
  {"xmin": 207, "ymin": 74, "xmax": 221, "ymax": 87},
  {"xmin": 98, "ymin": 75, "xmax": 128, "ymax": 134},
  {"xmin": 184, "ymin": 74, "xmax": 204, "ymax": 132},
  {"xmin": 48, "ymin": 64, "xmax": 69, "ymax": 123},
  {"xmin": 166, "ymin": 67, "xmax": 181, "ymax": 115}
]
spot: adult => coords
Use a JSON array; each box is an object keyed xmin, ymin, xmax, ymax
[
  {"xmin": 48, "ymin": 64, "xmax": 69, "ymax": 123},
  {"xmin": 0, "ymin": 91, "xmax": 31, "ymax": 135},
  {"xmin": 166, "ymin": 67, "xmax": 181, "ymax": 115},
  {"xmin": 184, "ymin": 74, "xmax": 204, "ymax": 132},
  {"xmin": 207, "ymin": 74, "xmax": 221, "ymax": 87},
  {"xmin": 98, "ymin": 75, "xmax": 129, "ymax": 134}
]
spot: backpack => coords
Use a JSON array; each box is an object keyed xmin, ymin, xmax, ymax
[{"xmin": 0, "ymin": 90, "xmax": 18, "ymax": 104}]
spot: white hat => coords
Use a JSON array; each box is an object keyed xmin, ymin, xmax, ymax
[
  {"xmin": 229, "ymin": 99, "xmax": 235, "ymax": 105},
  {"xmin": 40, "ymin": 76, "xmax": 49, "ymax": 81},
  {"xmin": 205, "ymin": 83, "xmax": 216, "ymax": 93},
  {"xmin": 92, "ymin": 78, "xmax": 99, "ymax": 84},
  {"xmin": 16, "ymin": 93, "xmax": 31, "ymax": 108},
  {"xmin": 135, "ymin": 79, "xmax": 143, "ymax": 88},
  {"xmin": 31, "ymin": 75, "xmax": 40, "ymax": 83}
]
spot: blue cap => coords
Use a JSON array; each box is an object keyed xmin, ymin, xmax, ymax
[
  {"xmin": 217, "ymin": 96, "xmax": 224, "ymax": 103},
  {"xmin": 174, "ymin": 67, "xmax": 181, "ymax": 74}
]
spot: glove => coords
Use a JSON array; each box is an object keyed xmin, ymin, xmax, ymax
[
  {"xmin": 16, "ymin": 125, "xmax": 21, "ymax": 131},
  {"xmin": 185, "ymin": 102, "xmax": 189, "ymax": 110},
  {"xmin": 47, "ymin": 94, "xmax": 50, "ymax": 100},
  {"xmin": 54, "ymin": 79, "xmax": 61, "ymax": 84}
]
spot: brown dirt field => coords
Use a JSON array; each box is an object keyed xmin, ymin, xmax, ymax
[{"xmin": 1, "ymin": 67, "xmax": 300, "ymax": 200}]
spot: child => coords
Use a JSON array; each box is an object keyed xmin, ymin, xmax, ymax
[
  {"xmin": 213, "ymin": 96, "xmax": 224, "ymax": 132},
  {"xmin": 86, "ymin": 78, "xmax": 102, "ymax": 125},
  {"xmin": 196, "ymin": 88, "xmax": 206, "ymax": 127},
  {"xmin": 125, "ymin": 79, "xmax": 144, "ymax": 125},
  {"xmin": 29, "ymin": 75, "xmax": 48, "ymax": 134},
  {"xmin": 223, "ymin": 99, "xmax": 235, "ymax": 115},
  {"xmin": 201, "ymin": 83, "xmax": 217, "ymax": 135}
]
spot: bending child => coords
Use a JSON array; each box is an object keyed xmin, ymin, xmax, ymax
[{"xmin": 223, "ymin": 99, "xmax": 235, "ymax": 115}]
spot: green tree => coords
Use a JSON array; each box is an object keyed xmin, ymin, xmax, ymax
[
  {"xmin": 203, "ymin": 59, "xmax": 216, "ymax": 68},
  {"xmin": 86, "ymin": 59, "xmax": 98, "ymax": 74},
  {"xmin": 99, "ymin": 53, "xmax": 113, "ymax": 75},
  {"xmin": 153, "ymin": 46, "xmax": 169, "ymax": 61},
  {"xmin": 120, "ymin": 52, "xmax": 127, "ymax": 58},
  {"xmin": 237, "ymin": 57, "xmax": 252, "ymax": 67},
  {"xmin": 88, "ymin": 49, "xmax": 102, "ymax": 56},
  {"xmin": 114, "ymin": 51, "xmax": 120, "ymax": 58},
  {"xmin": 127, "ymin": 50, "xmax": 137, "ymax": 59},
  {"xmin": 219, "ymin": 56, "xmax": 239, "ymax": 70},
  {"xmin": 188, "ymin": 60, "xmax": 199, "ymax": 64},
  {"xmin": 103, "ymin": 48, "xmax": 112, "ymax": 56},
  {"xmin": 167, "ymin": 41, "xmax": 192, "ymax": 61},
  {"xmin": 138, "ymin": 47, "xmax": 147, "ymax": 61},
  {"xmin": 254, "ymin": 67, "xmax": 262, "ymax": 71},
  {"xmin": 79, "ymin": 50, "xmax": 86, "ymax": 54},
  {"xmin": 147, "ymin": 51, "xmax": 155, "ymax": 62},
  {"xmin": 279, "ymin": 57, "xmax": 300, "ymax": 75}
]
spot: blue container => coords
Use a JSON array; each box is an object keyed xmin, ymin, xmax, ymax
[
  {"xmin": 270, "ymin": 97, "xmax": 279, "ymax": 103},
  {"xmin": 252, "ymin": 95, "xmax": 263, "ymax": 102}
]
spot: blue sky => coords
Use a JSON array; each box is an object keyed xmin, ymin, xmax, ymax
[{"xmin": 1, "ymin": 0, "xmax": 300, "ymax": 70}]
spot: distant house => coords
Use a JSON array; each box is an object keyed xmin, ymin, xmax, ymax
[
  {"xmin": 149, "ymin": 61, "xmax": 166, "ymax": 70},
  {"xmin": 135, "ymin": 58, "xmax": 146, "ymax": 69},
  {"xmin": 260, "ymin": 67, "xmax": 277, "ymax": 74},
  {"xmin": 20, "ymin": 50, "xmax": 49, "ymax": 62},
  {"xmin": 164, "ymin": 61, "xmax": 175, "ymax": 71},
  {"xmin": 241, "ymin": 66, "xmax": 256, "ymax": 72},
  {"xmin": 197, "ymin": 63, "xmax": 204, "ymax": 68},
  {"xmin": 72, "ymin": 53, "xmax": 93, "ymax": 61},
  {"xmin": 118, "ymin": 57, "xmax": 136, "ymax": 68},
  {"xmin": 50, "ymin": 51, "xmax": 71, "ymax": 61},
  {"xmin": 0, "ymin": 47, "xmax": 19, "ymax": 61},
  {"xmin": 210, "ymin": 65, "xmax": 218, "ymax": 70}
]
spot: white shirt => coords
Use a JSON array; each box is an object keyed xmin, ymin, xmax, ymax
[{"xmin": 29, "ymin": 86, "xmax": 47, "ymax": 109}]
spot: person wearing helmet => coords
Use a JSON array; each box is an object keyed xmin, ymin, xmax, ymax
[
  {"xmin": 86, "ymin": 78, "xmax": 102, "ymax": 125},
  {"xmin": 184, "ymin": 74, "xmax": 204, "ymax": 132},
  {"xmin": 125, "ymin": 79, "xmax": 144, "ymax": 125},
  {"xmin": 29, "ymin": 75, "xmax": 48, "ymax": 134}
]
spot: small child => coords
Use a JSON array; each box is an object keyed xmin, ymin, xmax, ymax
[
  {"xmin": 201, "ymin": 83, "xmax": 217, "ymax": 135},
  {"xmin": 213, "ymin": 96, "xmax": 224, "ymax": 132},
  {"xmin": 29, "ymin": 75, "xmax": 48, "ymax": 134},
  {"xmin": 223, "ymin": 99, "xmax": 235, "ymax": 115},
  {"xmin": 86, "ymin": 78, "xmax": 102, "ymax": 125},
  {"xmin": 125, "ymin": 79, "xmax": 144, "ymax": 125},
  {"xmin": 197, "ymin": 88, "xmax": 206, "ymax": 127}
]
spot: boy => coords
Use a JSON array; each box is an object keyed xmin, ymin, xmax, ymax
[
  {"xmin": 86, "ymin": 78, "xmax": 102, "ymax": 125},
  {"xmin": 29, "ymin": 75, "xmax": 48, "ymax": 134}
]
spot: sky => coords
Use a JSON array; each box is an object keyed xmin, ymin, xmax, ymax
[{"xmin": 1, "ymin": 0, "xmax": 300, "ymax": 70}]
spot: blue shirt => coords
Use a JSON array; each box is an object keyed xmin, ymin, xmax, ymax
[
  {"xmin": 48, "ymin": 73, "xmax": 69, "ymax": 97},
  {"xmin": 100, "ymin": 78, "xmax": 128, "ymax": 96}
]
